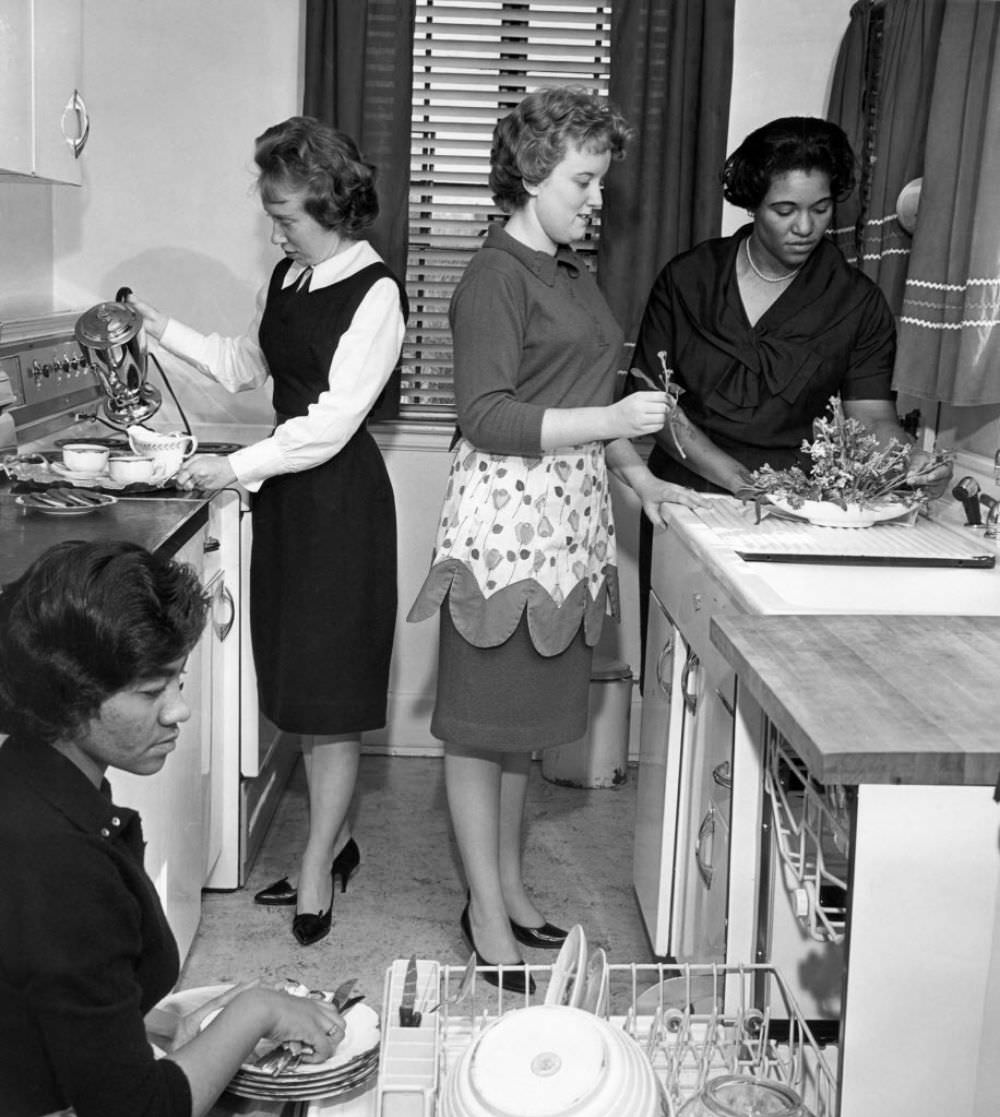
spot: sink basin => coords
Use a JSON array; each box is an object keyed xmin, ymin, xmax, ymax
[{"xmin": 740, "ymin": 559, "xmax": 1000, "ymax": 615}]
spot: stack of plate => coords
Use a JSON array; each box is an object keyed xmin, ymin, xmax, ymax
[
  {"xmin": 222, "ymin": 1002, "xmax": 381, "ymax": 1102},
  {"xmin": 149, "ymin": 984, "xmax": 381, "ymax": 1103}
]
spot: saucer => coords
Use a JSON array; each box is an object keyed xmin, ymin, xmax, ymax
[{"xmin": 52, "ymin": 461, "xmax": 110, "ymax": 483}]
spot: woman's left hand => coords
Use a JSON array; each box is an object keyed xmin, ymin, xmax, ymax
[
  {"xmin": 641, "ymin": 480, "xmax": 710, "ymax": 529},
  {"xmin": 906, "ymin": 449, "xmax": 954, "ymax": 499},
  {"xmin": 175, "ymin": 456, "xmax": 238, "ymax": 492}
]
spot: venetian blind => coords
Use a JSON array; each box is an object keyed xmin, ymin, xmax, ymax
[{"xmin": 400, "ymin": 0, "xmax": 612, "ymax": 419}]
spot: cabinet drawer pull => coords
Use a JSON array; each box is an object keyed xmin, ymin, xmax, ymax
[
  {"xmin": 213, "ymin": 581, "xmax": 236, "ymax": 642},
  {"xmin": 681, "ymin": 648, "xmax": 699, "ymax": 715},
  {"xmin": 61, "ymin": 89, "xmax": 90, "ymax": 159},
  {"xmin": 695, "ymin": 803, "xmax": 717, "ymax": 888},
  {"xmin": 712, "ymin": 761, "xmax": 732, "ymax": 789},
  {"xmin": 655, "ymin": 637, "xmax": 674, "ymax": 698}
]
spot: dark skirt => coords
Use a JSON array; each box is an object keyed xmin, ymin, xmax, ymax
[
  {"xmin": 250, "ymin": 428, "xmax": 397, "ymax": 735},
  {"xmin": 431, "ymin": 602, "xmax": 593, "ymax": 752}
]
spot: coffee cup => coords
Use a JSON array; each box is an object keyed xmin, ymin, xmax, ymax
[
  {"xmin": 62, "ymin": 443, "xmax": 110, "ymax": 476},
  {"xmin": 108, "ymin": 454, "xmax": 155, "ymax": 484},
  {"xmin": 126, "ymin": 428, "xmax": 198, "ymax": 482}
]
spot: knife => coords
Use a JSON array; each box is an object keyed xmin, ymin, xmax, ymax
[{"xmin": 398, "ymin": 954, "xmax": 420, "ymax": 1027}]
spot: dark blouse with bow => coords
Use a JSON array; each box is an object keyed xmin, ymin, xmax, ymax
[{"xmin": 633, "ymin": 225, "xmax": 896, "ymax": 481}]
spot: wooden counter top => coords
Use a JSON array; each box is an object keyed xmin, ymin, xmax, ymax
[
  {"xmin": 711, "ymin": 612, "xmax": 1000, "ymax": 787},
  {"xmin": 0, "ymin": 492, "xmax": 211, "ymax": 583}
]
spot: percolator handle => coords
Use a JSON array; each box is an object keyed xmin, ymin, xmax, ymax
[{"xmin": 115, "ymin": 286, "xmax": 133, "ymax": 303}]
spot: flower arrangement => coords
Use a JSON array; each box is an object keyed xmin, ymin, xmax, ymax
[{"xmin": 748, "ymin": 397, "xmax": 950, "ymax": 511}]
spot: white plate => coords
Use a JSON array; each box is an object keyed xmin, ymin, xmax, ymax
[
  {"xmin": 544, "ymin": 924, "xmax": 588, "ymax": 1008},
  {"xmin": 51, "ymin": 459, "xmax": 179, "ymax": 489},
  {"xmin": 51, "ymin": 461, "xmax": 111, "ymax": 482},
  {"xmin": 766, "ymin": 497, "xmax": 913, "ymax": 528},
  {"xmin": 15, "ymin": 492, "xmax": 117, "ymax": 516}
]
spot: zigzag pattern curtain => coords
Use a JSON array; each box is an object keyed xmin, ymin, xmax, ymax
[
  {"xmin": 893, "ymin": 2, "xmax": 1000, "ymax": 405},
  {"xmin": 826, "ymin": 0, "xmax": 945, "ymax": 315},
  {"xmin": 303, "ymin": 0, "xmax": 416, "ymax": 419}
]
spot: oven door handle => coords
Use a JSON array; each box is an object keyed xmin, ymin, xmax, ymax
[{"xmin": 213, "ymin": 578, "xmax": 235, "ymax": 643}]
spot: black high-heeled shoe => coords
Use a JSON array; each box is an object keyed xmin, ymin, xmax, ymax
[
  {"xmin": 461, "ymin": 901, "xmax": 536, "ymax": 995},
  {"xmin": 509, "ymin": 918, "xmax": 569, "ymax": 949},
  {"xmin": 254, "ymin": 838, "xmax": 360, "ymax": 907},
  {"xmin": 331, "ymin": 837, "xmax": 360, "ymax": 892},
  {"xmin": 292, "ymin": 905, "xmax": 332, "ymax": 947},
  {"xmin": 291, "ymin": 840, "xmax": 361, "ymax": 946}
]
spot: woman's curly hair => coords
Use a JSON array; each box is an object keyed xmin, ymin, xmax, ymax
[
  {"xmin": 0, "ymin": 541, "xmax": 209, "ymax": 745},
  {"xmin": 721, "ymin": 116, "xmax": 857, "ymax": 211},
  {"xmin": 255, "ymin": 115, "xmax": 379, "ymax": 236},
  {"xmin": 489, "ymin": 86, "xmax": 633, "ymax": 214}
]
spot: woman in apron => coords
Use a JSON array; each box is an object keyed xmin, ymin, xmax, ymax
[{"xmin": 409, "ymin": 87, "xmax": 701, "ymax": 991}]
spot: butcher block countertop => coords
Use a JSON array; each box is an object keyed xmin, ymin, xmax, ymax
[
  {"xmin": 0, "ymin": 491, "xmax": 210, "ymax": 584},
  {"xmin": 711, "ymin": 612, "xmax": 1000, "ymax": 787}
]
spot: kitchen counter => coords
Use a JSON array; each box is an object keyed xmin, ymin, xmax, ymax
[
  {"xmin": 0, "ymin": 489, "xmax": 213, "ymax": 581},
  {"xmin": 709, "ymin": 612, "xmax": 1000, "ymax": 786},
  {"xmin": 709, "ymin": 611, "xmax": 1000, "ymax": 1117}
]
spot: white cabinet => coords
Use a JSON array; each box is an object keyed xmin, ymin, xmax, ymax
[
  {"xmin": 109, "ymin": 521, "xmax": 210, "ymax": 965},
  {"xmin": 0, "ymin": 0, "xmax": 89, "ymax": 184},
  {"xmin": 634, "ymin": 529, "xmax": 743, "ymax": 961}
]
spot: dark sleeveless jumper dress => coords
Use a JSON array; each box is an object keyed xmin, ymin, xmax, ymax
[{"xmin": 251, "ymin": 257, "xmax": 406, "ymax": 735}]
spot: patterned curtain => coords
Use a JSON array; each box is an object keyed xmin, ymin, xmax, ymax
[
  {"xmin": 893, "ymin": 2, "xmax": 1000, "ymax": 405},
  {"xmin": 826, "ymin": 0, "xmax": 945, "ymax": 314},
  {"xmin": 597, "ymin": 0, "xmax": 736, "ymax": 342},
  {"xmin": 302, "ymin": 0, "xmax": 416, "ymax": 419}
]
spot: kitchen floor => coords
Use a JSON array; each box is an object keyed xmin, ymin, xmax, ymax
[{"xmin": 179, "ymin": 755, "xmax": 655, "ymax": 1008}]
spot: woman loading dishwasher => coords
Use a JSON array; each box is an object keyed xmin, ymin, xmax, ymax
[{"xmin": 129, "ymin": 115, "xmax": 408, "ymax": 947}]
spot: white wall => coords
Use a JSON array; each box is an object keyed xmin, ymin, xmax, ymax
[
  {"xmin": 723, "ymin": 0, "xmax": 855, "ymax": 234},
  {"xmin": 51, "ymin": 0, "xmax": 304, "ymax": 425}
]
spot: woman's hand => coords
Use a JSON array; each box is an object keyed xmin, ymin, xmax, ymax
[
  {"xmin": 609, "ymin": 391, "xmax": 670, "ymax": 439},
  {"xmin": 638, "ymin": 478, "xmax": 710, "ymax": 529},
  {"xmin": 175, "ymin": 455, "xmax": 238, "ymax": 491},
  {"xmin": 906, "ymin": 448, "xmax": 954, "ymax": 499},
  {"xmin": 248, "ymin": 987, "xmax": 346, "ymax": 1064},
  {"xmin": 125, "ymin": 293, "xmax": 169, "ymax": 341},
  {"xmin": 175, "ymin": 984, "xmax": 346, "ymax": 1064}
]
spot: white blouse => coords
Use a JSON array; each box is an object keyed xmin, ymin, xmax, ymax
[{"xmin": 158, "ymin": 240, "xmax": 406, "ymax": 491}]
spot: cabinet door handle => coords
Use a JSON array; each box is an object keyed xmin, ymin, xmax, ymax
[
  {"xmin": 655, "ymin": 636, "xmax": 674, "ymax": 698},
  {"xmin": 681, "ymin": 648, "xmax": 699, "ymax": 715},
  {"xmin": 695, "ymin": 803, "xmax": 716, "ymax": 888},
  {"xmin": 712, "ymin": 761, "xmax": 732, "ymax": 789},
  {"xmin": 61, "ymin": 90, "xmax": 90, "ymax": 159},
  {"xmin": 213, "ymin": 582, "xmax": 235, "ymax": 643}
]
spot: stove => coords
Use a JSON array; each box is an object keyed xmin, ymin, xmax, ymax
[{"xmin": 52, "ymin": 435, "xmax": 248, "ymax": 455}]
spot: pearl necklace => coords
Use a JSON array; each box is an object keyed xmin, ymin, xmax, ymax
[{"xmin": 743, "ymin": 236, "xmax": 802, "ymax": 284}]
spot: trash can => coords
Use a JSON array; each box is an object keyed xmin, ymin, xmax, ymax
[{"xmin": 541, "ymin": 657, "xmax": 633, "ymax": 788}]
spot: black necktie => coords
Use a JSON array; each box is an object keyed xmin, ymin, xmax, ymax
[{"xmin": 295, "ymin": 266, "xmax": 313, "ymax": 293}]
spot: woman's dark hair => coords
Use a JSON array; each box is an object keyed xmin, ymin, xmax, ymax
[
  {"xmin": 490, "ymin": 86, "xmax": 633, "ymax": 214},
  {"xmin": 0, "ymin": 540, "xmax": 209, "ymax": 745},
  {"xmin": 721, "ymin": 116, "xmax": 857, "ymax": 210},
  {"xmin": 255, "ymin": 115, "xmax": 379, "ymax": 236}
]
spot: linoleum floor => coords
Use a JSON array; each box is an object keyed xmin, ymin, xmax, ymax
[{"xmin": 179, "ymin": 755, "xmax": 654, "ymax": 1008}]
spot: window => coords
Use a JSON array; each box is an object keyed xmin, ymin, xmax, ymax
[{"xmin": 400, "ymin": 0, "xmax": 612, "ymax": 419}]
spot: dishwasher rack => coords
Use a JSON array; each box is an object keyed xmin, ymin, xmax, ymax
[
  {"xmin": 764, "ymin": 718, "xmax": 851, "ymax": 944},
  {"xmin": 376, "ymin": 954, "xmax": 838, "ymax": 1117}
]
